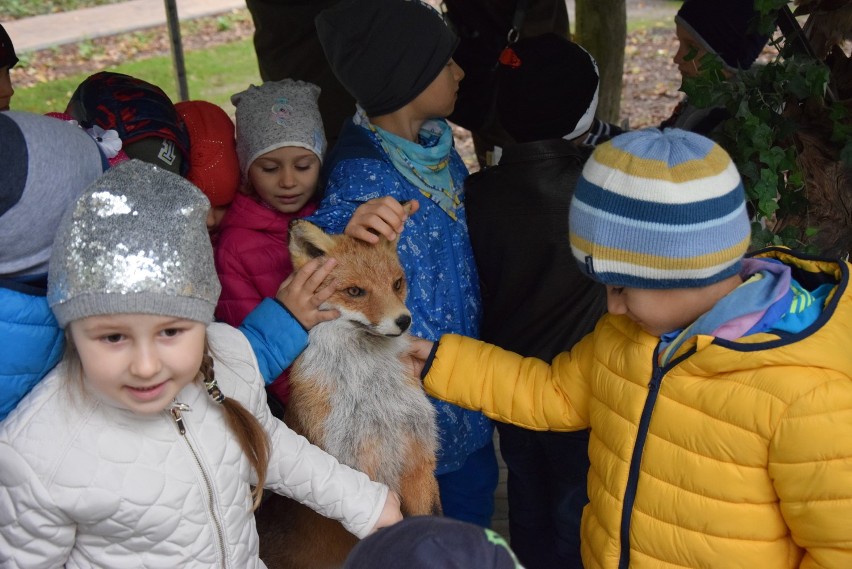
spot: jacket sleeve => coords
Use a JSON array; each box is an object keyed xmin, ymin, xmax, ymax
[
  {"xmin": 768, "ymin": 377, "xmax": 852, "ymax": 569},
  {"xmin": 239, "ymin": 298, "xmax": 308, "ymax": 384},
  {"xmin": 309, "ymin": 161, "xmax": 405, "ymax": 235},
  {"xmin": 214, "ymin": 236, "xmax": 264, "ymax": 327},
  {"xmin": 218, "ymin": 324, "xmax": 388, "ymax": 539},
  {"xmin": 422, "ymin": 333, "xmax": 595, "ymax": 431},
  {"xmin": 0, "ymin": 442, "xmax": 75, "ymax": 568}
]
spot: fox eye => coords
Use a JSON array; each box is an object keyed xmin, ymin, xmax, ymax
[
  {"xmin": 346, "ymin": 286, "xmax": 365, "ymax": 297},
  {"xmin": 393, "ymin": 278, "xmax": 404, "ymax": 291}
]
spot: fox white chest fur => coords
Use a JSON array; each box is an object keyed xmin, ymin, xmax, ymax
[
  {"xmin": 256, "ymin": 217, "xmax": 442, "ymax": 569},
  {"xmin": 291, "ymin": 318, "xmax": 437, "ymax": 491}
]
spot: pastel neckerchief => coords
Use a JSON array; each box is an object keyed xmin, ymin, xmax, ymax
[
  {"xmin": 355, "ymin": 107, "xmax": 461, "ymax": 220},
  {"xmin": 658, "ymin": 258, "xmax": 821, "ymax": 366}
]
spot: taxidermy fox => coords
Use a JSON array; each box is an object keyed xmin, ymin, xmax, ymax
[{"xmin": 255, "ymin": 217, "xmax": 440, "ymax": 569}]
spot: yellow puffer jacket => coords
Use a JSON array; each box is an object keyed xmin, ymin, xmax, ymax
[{"xmin": 424, "ymin": 249, "xmax": 852, "ymax": 569}]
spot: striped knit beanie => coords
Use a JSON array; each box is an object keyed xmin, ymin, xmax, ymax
[{"xmin": 569, "ymin": 128, "xmax": 750, "ymax": 289}]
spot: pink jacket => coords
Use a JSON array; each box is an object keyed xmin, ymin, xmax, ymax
[{"xmin": 214, "ymin": 193, "xmax": 317, "ymax": 327}]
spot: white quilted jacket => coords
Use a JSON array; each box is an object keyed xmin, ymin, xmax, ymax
[{"xmin": 0, "ymin": 323, "xmax": 388, "ymax": 568}]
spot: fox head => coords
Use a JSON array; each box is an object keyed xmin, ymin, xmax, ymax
[{"xmin": 289, "ymin": 219, "xmax": 412, "ymax": 337}]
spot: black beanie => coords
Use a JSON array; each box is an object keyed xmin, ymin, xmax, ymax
[
  {"xmin": 0, "ymin": 24, "xmax": 18, "ymax": 69},
  {"xmin": 343, "ymin": 516, "xmax": 521, "ymax": 569},
  {"xmin": 676, "ymin": 0, "xmax": 773, "ymax": 71},
  {"xmin": 496, "ymin": 33, "xmax": 599, "ymax": 143},
  {"xmin": 315, "ymin": 0, "xmax": 459, "ymax": 117}
]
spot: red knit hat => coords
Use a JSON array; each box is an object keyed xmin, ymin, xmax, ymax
[{"xmin": 175, "ymin": 100, "xmax": 240, "ymax": 207}]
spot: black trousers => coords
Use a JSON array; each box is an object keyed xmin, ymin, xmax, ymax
[{"xmin": 497, "ymin": 422, "xmax": 590, "ymax": 569}]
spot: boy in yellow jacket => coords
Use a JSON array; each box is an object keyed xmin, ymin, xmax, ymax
[{"xmin": 409, "ymin": 128, "xmax": 852, "ymax": 569}]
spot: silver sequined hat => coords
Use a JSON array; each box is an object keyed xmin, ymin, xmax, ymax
[
  {"xmin": 231, "ymin": 78, "xmax": 327, "ymax": 176},
  {"xmin": 48, "ymin": 159, "xmax": 221, "ymax": 328}
]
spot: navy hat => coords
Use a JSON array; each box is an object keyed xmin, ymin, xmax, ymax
[
  {"xmin": 316, "ymin": 0, "xmax": 458, "ymax": 117},
  {"xmin": 497, "ymin": 33, "xmax": 600, "ymax": 143},
  {"xmin": 0, "ymin": 23, "xmax": 18, "ymax": 69},
  {"xmin": 343, "ymin": 516, "xmax": 523, "ymax": 569},
  {"xmin": 65, "ymin": 72, "xmax": 190, "ymax": 175},
  {"xmin": 676, "ymin": 0, "xmax": 773, "ymax": 71}
]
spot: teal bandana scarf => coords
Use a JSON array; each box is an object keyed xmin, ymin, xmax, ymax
[{"xmin": 356, "ymin": 108, "xmax": 461, "ymax": 220}]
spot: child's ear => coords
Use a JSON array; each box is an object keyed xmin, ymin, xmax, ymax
[{"xmin": 289, "ymin": 220, "xmax": 336, "ymax": 268}]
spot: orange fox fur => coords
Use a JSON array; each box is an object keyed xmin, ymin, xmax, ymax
[{"xmin": 256, "ymin": 217, "xmax": 440, "ymax": 569}]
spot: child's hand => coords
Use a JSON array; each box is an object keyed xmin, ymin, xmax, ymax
[
  {"xmin": 345, "ymin": 197, "xmax": 419, "ymax": 244},
  {"xmin": 403, "ymin": 336, "xmax": 435, "ymax": 379},
  {"xmin": 370, "ymin": 490, "xmax": 403, "ymax": 534},
  {"xmin": 276, "ymin": 257, "xmax": 340, "ymax": 329}
]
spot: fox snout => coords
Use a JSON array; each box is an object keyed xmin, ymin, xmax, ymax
[{"xmin": 395, "ymin": 314, "xmax": 412, "ymax": 335}]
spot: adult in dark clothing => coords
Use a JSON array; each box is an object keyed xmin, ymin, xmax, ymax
[
  {"xmin": 464, "ymin": 34, "xmax": 615, "ymax": 569},
  {"xmin": 244, "ymin": 0, "xmax": 354, "ymax": 150},
  {"xmin": 661, "ymin": 0, "xmax": 775, "ymax": 136}
]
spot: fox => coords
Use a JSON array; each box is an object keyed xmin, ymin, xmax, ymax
[{"xmin": 255, "ymin": 215, "xmax": 441, "ymax": 569}]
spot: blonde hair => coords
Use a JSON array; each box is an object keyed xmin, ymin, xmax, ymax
[{"xmin": 62, "ymin": 332, "xmax": 270, "ymax": 510}]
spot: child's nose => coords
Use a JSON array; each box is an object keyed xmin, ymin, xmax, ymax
[
  {"xmin": 130, "ymin": 344, "xmax": 162, "ymax": 378},
  {"xmin": 280, "ymin": 170, "xmax": 295, "ymax": 188}
]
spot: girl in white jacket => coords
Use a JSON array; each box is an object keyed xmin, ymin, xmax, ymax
[{"xmin": 0, "ymin": 159, "xmax": 401, "ymax": 568}]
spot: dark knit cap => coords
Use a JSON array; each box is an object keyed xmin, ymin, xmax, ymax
[
  {"xmin": 65, "ymin": 71, "xmax": 190, "ymax": 175},
  {"xmin": 497, "ymin": 33, "xmax": 599, "ymax": 143},
  {"xmin": 676, "ymin": 0, "xmax": 772, "ymax": 71},
  {"xmin": 343, "ymin": 516, "xmax": 522, "ymax": 569},
  {"xmin": 0, "ymin": 23, "xmax": 18, "ymax": 69},
  {"xmin": 315, "ymin": 0, "xmax": 458, "ymax": 117}
]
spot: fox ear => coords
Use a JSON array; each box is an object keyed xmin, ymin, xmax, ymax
[{"xmin": 289, "ymin": 220, "xmax": 336, "ymax": 269}]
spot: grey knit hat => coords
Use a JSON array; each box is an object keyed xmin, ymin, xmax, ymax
[
  {"xmin": 47, "ymin": 159, "xmax": 221, "ymax": 328},
  {"xmin": 0, "ymin": 111, "xmax": 106, "ymax": 278},
  {"xmin": 316, "ymin": 0, "xmax": 458, "ymax": 117},
  {"xmin": 231, "ymin": 79, "xmax": 327, "ymax": 176}
]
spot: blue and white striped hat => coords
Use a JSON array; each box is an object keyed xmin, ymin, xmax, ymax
[{"xmin": 569, "ymin": 128, "xmax": 750, "ymax": 289}]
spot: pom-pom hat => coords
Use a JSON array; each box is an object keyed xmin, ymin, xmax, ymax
[
  {"xmin": 48, "ymin": 160, "xmax": 221, "ymax": 328},
  {"xmin": 569, "ymin": 128, "xmax": 750, "ymax": 289}
]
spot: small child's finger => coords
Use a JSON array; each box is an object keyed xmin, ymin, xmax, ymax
[
  {"xmin": 316, "ymin": 308, "xmax": 340, "ymax": 323},
  {"xmin": 306, "ymin": 257, "xmax": 337, "ymax": 289},
  {"xmin": 314, "ymin": 278, "xmax": 337, "ymax": 303}
]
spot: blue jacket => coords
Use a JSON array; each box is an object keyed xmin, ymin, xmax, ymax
[
  {"xmin": 0, "ymin": 282, "xmax": 306, "ymax": 421},
  {"xmin": 309, "ymin": 118, "xmax": 492, "ymax": 474},
  {"xmin": 0, "ymin": 278, "xmax": 64, "ymax": 421}
]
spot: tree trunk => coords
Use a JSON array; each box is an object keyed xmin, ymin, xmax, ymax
[{"xmin": 574, "ymin": 0, "xmax": 627, "ymax": 124}]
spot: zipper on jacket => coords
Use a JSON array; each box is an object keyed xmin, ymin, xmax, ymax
[
  {"xmin": 169, "ymin": 402, "xmax": 229, "ymax": 569},
  {"xmin": 617, "ymin": 357, "xmax": 666, "ymax": 569}
]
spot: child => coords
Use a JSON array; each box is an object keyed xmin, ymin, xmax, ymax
[
  {"xmin": 0, "ymin": 160, "xmax": 401, "ymax": 567},
  {"xmin": 662, "ymin": 0, "xmax": 774, "ymax": 135},
  {"xmin": 0, "ymin": 110, "xmax": 107, "ymax": 421},
  {"xmin": 463, "ymin": 34, "xmax": 611, "ymax": 569},
  {"xmin": 0, "ymin": 23, "xmax": 17, "ymax": 111},
  {"xmin": 410, "ymin": 128, "xmax": 852, "ymax": 569},
  {"xmin": 311, "ymin": 0, "xmax": 497, "ymax": 527},
  {"xmin": 214, "ymin": 78, "xmax": 326, "ymax": 404}
]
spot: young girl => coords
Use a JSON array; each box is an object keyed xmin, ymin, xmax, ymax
[
  {"xmin": 0, "ymin": 160, "xmax": 401, "ymax": 568},
  {"xmin": 215, "ymin": 78, "xmax": 327, "ymax": 404}
]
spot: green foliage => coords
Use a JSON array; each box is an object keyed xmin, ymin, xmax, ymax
[
  {"xmin": 13, "ymin": 39, "xmax": 260, "ymax": 112},
  {"xmin": 680, "ymin": 0, "xmax": 842, "ymax": 253}
]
